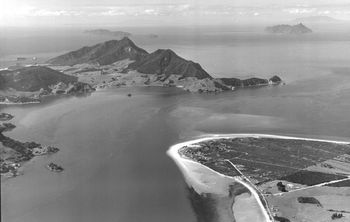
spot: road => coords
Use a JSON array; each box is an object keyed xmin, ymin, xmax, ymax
[{"xmin": 225, "ymin": 159, "xmax": 275, "ymax": 222}]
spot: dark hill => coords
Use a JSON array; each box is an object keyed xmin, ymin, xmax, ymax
[
  {"xmin": 0, "ymin": 66, "xmax": 77, "ymax": 91},
  {"xmin": 124, "ymin": 49, "xmax": 212, "ymax": 79},
  {"xmin": 47, "ymin": 37, "xmax": 149, "ymax": 66}
]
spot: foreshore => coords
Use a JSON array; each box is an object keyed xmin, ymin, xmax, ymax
[{"xmin": 167, "ymin": 134, "xmax": 350, "ymax": 222}]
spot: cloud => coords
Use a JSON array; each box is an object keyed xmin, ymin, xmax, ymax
[{"xmin": 30, "ymin": 9, "xmax": 83, "ymax": 16}]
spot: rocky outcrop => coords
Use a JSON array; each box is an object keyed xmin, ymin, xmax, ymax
[
  {"xmin": 47, "ymin": 162, "xmax": 64, "ymax": 172},
  {"xmin": 0, "ymin": 122, "xmax": 16, "ymax": 133},
  {"xmin": 269, "ymin": 75, "xmax": 282, "ymax": 84},
  {"xmin": 65, "ymin": 82, "xmax": 95, "ymax": 94},
  {"xmin": 47, "ymin": 37, "xmax": 148, "ymax": 66},
  {"xmin": 265, "ymin": 23, "xmax": 312, "ymax": 34},
  {"xmin": 0, "ymin": 113, "xmax": 14, "ymax": 121}
]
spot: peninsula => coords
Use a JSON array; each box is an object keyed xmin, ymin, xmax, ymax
[{"xmin": 168, "ymin": 134, "xmax": 350, "ymax": 222}]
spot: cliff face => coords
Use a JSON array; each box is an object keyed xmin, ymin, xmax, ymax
[
  {"xmin": 265, "ymin": 23, "xmax": 312, "ymax": 34},
  {"xmin": 124, "ymin": 49, "xmax": 212, "ymax": 80},
  {"xmin": 47, "ymin": 37, "xmax": 149, "ymax": 66}
]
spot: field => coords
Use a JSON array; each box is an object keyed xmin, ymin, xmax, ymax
[{"xmin": 179, "ymin": 137, "xmax": 350, "ymax": 185}]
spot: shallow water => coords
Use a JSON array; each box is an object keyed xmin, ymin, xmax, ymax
[{"xmin": 1, "ymin": 79, "xmax": 350, "ymax": 222}]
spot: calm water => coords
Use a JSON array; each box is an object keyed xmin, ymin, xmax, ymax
[{"xmin": 1, "ymin": 26, "xmax": 350, "ymax": 222}]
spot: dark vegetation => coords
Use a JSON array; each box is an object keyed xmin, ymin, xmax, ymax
[
  {"xmin": 297, "ymin": 197, "xmax": 322, "ymax": 207},
  {"xmin": 280, "ymin": 171, "xmax": 346, "ymax": 186},
  {"xmin": 328, "ymin": 209, "xmax": 350, "ymax": 214},
  {"xmin": 326, "ymin": 179, "xmax": 350, "ymax": 187},
  {"xmin": 331, "ymin": 213, "xmax": 343, "ymax": 220},
  {"xmin": 277, "ymin": 181, "xmax": 288, "ymax": 192},
  {"xmin": 274, "ymin": 216, "xmax": 291, "ymax": 222}
]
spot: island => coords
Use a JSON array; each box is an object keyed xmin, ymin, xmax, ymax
[
  {"xmin": 46, "ymin": 37, "xmax": 283, "ymax": 93},
  {"xmin": 265, "ymin": 23, "xmax": 312, "ymax": 34},
  {"xmin": 167, "ymin": 134, "xmax": 350, "ymax": 222},
  {"xmin": 47, "ymin": 162, "xmax": 64, "ymax": 172}
]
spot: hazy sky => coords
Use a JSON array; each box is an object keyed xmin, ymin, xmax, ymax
[{"xmin": 1, "ymin": 0, "xmax": 350, "ymax": 27}]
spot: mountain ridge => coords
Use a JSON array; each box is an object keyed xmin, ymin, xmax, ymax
[
  {"xmin": 47, "ymin": 38, "xmax": 282, "ymax": 91},
  {"xmin": 47, "ymin": 37, "xmax": 149, "ymax": 66}
]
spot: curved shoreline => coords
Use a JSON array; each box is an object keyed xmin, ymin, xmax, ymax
[{"xmin": 166, "ymin": 134, "xmax": 350, "ymax": 222}]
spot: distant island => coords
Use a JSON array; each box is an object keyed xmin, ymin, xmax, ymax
[
  {"xmin": 265, "ymin": 23, "xmax": 312, "ymax": 34},
  {"xmin": 84, "ymin": 29, "xmax": 132, "ymax": 39}
]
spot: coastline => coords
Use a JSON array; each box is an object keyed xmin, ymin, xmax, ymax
[{"xmin": 167, "ymin": 134, "xmax": 350, "ymax": 222}]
